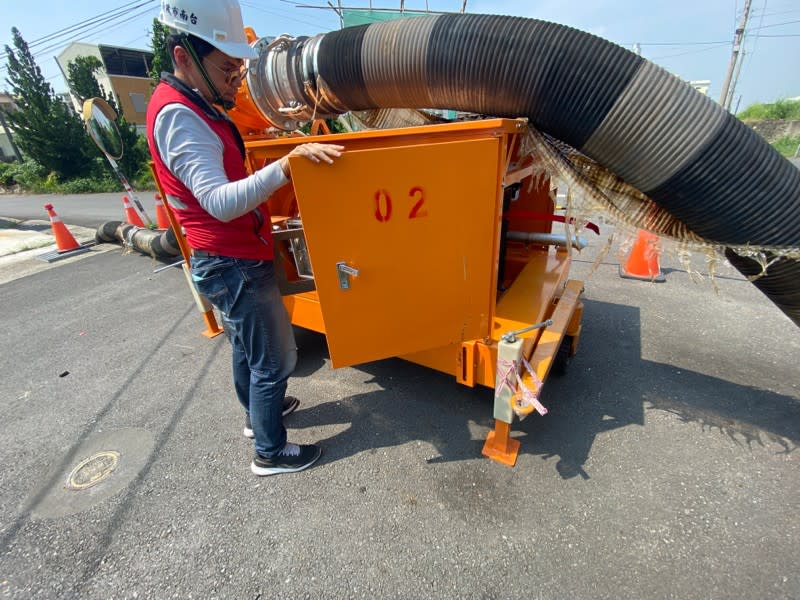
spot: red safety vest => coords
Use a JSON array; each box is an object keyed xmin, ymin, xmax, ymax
[{"xmin": 146, "ymin": 78, "xmax": 274, "ymax": 260}]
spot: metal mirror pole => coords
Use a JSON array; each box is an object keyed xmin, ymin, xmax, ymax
[
  {"xmin": 105, "ymin": 155, "xmax": 154, "ymax": 227},
  {"xmin": 81, "ymin": 97, "xmax": 154, "ymax": 227}
]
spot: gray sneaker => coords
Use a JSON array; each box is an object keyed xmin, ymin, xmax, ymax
[
  {"xmin": 243, "ymin": 396, "xmax": 300, "ymax": 438},
  {"xmin": 250, "ymin": 443, "xmax": 322, "ymax": 476}
]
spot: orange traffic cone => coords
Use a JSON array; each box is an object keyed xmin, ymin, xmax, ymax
[
  {"xmin": 122, "ymin": 195, "xmax": 145, "ymax": 227},
  {"xmin": 154, "ymin": 193, "xmax": 171, "ymax": 229},
  {"xmin": 44, "ymin": 203, "xmax": 81, "ymax": 253},
  {"xmin": 619, "ymin": 229, "xmax": 666, "ymax": 282}
]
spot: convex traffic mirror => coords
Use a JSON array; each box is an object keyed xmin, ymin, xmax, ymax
[{"xmin": 82, "ymin": 97, "xmax": 123, "ymax": 160}]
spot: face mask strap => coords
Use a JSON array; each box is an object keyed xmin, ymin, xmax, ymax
[{"xmin": 180, "ymin": 34, "xmax": 235, "ymax": 111}]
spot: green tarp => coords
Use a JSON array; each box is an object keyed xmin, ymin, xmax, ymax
[{"xmin": 342, "ymin": 9, "xmax": 432, "ymax": 28}]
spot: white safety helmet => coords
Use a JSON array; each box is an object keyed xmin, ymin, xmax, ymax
[{"xmin": 159, "ymin": 0, "xmax": 258, "ymax": 60}]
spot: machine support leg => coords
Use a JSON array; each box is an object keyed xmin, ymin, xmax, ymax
[
  {"xmin": 482, "ymin": 337, "xmax": 524, "ymax": 466},
  {"xmin": 482, "ymin": 420, "xmax": 521, "ymax": 466}
]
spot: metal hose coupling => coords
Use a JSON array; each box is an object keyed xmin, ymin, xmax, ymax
[{"xmin": 246, "ymin": 33, "xmax": 348, "ymax": 131}]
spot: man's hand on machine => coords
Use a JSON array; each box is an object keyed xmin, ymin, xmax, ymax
[{"xmin": 279, "ymin": 143, "xmax": 345, "ymax": 178}]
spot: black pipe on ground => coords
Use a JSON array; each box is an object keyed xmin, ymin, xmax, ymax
[{"xmin": 96, "ymin": 221, "xmax": 180, "ymax": 260}]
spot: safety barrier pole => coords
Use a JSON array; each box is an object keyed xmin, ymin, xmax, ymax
[{"xmin": 148, "ymin": 162, "xmax": 223, "ymax": 338}]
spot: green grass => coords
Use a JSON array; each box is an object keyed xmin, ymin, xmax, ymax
[
  {"xmin": 772, "ymin": 135, "xmax": 800, "ymax": 158},
  {"xmin": 0, "ymin": 158, "xmax": 155, "ymax": 194},
  {"xmin": 738, "ymin": 99, "xmax": 800, "ymax": 121}
]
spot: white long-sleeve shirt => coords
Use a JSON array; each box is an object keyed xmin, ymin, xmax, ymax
[{"xmin": 153, "ymin": 103, "xmax": 288, "ymax": 222}]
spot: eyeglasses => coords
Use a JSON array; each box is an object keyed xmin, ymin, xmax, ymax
[{"xmin": 204, "ymin": 60, "xmax": 247, "ymax": 86}]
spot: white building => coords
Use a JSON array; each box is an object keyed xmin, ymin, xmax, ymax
[{"xmin": 55, "ymin": 42, "xmax": 155, "ymax": 133}]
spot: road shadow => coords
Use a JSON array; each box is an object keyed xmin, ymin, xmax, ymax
[
  {"xmin": 518, "ymin": 300, "xmax": 799, "ymax": 479},
  {"xmin": 287, "ymin": 299, "xmax": 799, "ymax": 479},
  {"xmin": 292, "ymin": 326, "xmax": 329, "ymax": 378},
  {"xmin": 289, "ymin": 353, "xmax": 493, "ymax": 465}
]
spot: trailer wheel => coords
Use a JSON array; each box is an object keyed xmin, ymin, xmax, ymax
[{"xmin": 551, "ymin": 335, "xmax": 573, "ymax": 377}]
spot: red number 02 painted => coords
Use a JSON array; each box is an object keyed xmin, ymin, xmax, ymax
[
  {"xmin": 374, "ymin": 189, "xmax": 393, "ymax": 223},
  {"xmin": 374, "ymin": 187, "xmax": 427, "ymax": 223},
  {"xmin": 408, "ymin": 186, "xmax": 428, "ymax": 219}
]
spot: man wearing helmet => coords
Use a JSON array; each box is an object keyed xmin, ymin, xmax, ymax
[{"xmin": 146, "ymin": 0, "xmax": 343, "ymax": 476}]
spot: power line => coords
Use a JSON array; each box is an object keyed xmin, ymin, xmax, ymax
[
  {"xmin": 34, "ymin": 5, "xmax": 156, "ymax": 56},
  {"xmin": 28, "ymin": 0, "xmax": 155, "ymax": 50},
  {"xmin": 1, "ymin": 3, "xmax": 156, "ymax": 76},
  {"xmin": 98, "ymin": 8, "xmax": 158, "ymax": 45},
  {"xmin": 651, "ymin": 42, "xmax": 731, "ymax": 60},
  {"xmin": 240, "ymin": 0, "xmax": 337, "ymax": 30},
  {"xmin": 750, "ymin": 7, "xmax": 800, "ymax": 18},
  {"xmin": 624, "ymin": 40, "xmax": 729, "ymax": 46},
  {"xmin": 749, "ymin": 17, "xmax": 800, "ymax": 29},
  {"xmin": 645, "ymin": 29, "xmax": 798, "ymax": 60},
  {"xmin": 1, "ymin": 0, "xmax": 154, "ymax": 50},
  {"xmin": 123, "ymin": 33, "xmax": 153, "ymax": 48}
]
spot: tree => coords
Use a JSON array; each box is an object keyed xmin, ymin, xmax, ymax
[
  {"xmin": 66, "ymin": 54, "xmax": 146, "ymax": 179},
  {"xmin": 149, "ymin": 18, "xmax": 173, "ymax": 87},
  {"xmin": 3, "ymin": 27, "xmax": 94, "ymax": 178},
  {"xmin": 67, "ymin": 55, "xmax": 108, "ymax": 106}
]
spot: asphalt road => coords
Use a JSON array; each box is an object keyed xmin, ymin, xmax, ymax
[{"xmin": 0, "ymin": 204, "xmax": 798, "ymax": 599}]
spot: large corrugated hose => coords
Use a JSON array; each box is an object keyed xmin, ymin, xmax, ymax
[
  {"xmin": 247, "ymin": 14, "xmax": 800, "ymax": 326},
  {"xmin": 96, "ymin": 221, "xmax": 180, "ymax": 260}
]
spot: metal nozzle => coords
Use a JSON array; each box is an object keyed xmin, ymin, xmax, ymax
[{"xmin": 246, "ymin": 34, "xmax": 346, "ymax": 131}]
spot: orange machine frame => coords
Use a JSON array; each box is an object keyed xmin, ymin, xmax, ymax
[{"xmin": 243, "ymin": 118, "xmax": 584, "ymax": 466}]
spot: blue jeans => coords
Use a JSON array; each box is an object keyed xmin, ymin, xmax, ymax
[{"xmin": 191, "ymin": 257, "xmax": 297, "ymax": 458}]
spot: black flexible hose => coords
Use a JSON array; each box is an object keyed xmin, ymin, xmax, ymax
[
  {"xmin": 725, "ymin": 250, "xmax": 800, "ymax": 325},
  {"xmin": 96, "ymin": 221, "xmax": 180, "ymax": 260},
  {"xmin": 95, "ymin": 221, "xmax": 122, "ymax": 244},
  {"xmin": 308, "ymin": 14, "xmax": 799, "ymax": 324}
]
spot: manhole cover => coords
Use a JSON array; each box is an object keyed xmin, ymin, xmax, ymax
[
  {"xmin": 28, "ymin": 429, "xmax": 153, "ymax": 519},
  {"xmin": 66, "ymin": 451, "xmax": 120, "ymax": 490}
]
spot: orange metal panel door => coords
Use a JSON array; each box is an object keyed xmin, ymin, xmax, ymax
[{"xmin": 289, "ymin": 137, "xmax": 502, "ymax": 367}]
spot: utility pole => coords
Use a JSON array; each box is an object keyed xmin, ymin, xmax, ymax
[
  {"xmin": 719, "ymin": 0, "xmax": 752, "ymax": 111},
  {"xmin": 461, "ymin": 0, "xmax": 468, "ymax": 14},
  {"xmin": 726, "ymin": 43, "xmax": 748, "ymax": 113}
]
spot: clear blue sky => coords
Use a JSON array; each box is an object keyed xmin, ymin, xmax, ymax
[{"xmin": 2, "ymin": 0, "xmax": 798, "ymax": 112}]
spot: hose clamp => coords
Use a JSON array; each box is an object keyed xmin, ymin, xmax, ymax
[{"xmin": 246, "ymin": 34, "xmax": 343, "ymax": 131}]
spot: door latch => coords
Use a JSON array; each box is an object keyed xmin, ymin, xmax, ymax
[{"xmin": 336, "ymin": 262, "xmax": 360, "ymax": 290}]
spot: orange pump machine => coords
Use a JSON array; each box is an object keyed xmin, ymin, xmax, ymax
[{"xmin": 236, "ymin": 116, "xmax": 585, "ymax": 467}]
